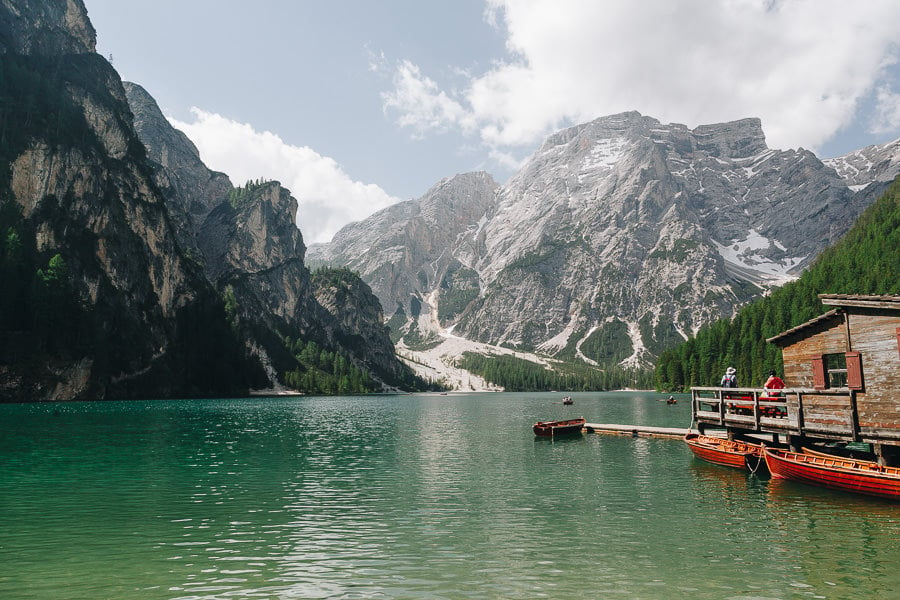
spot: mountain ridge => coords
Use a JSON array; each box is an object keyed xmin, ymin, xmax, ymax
[{"xmin": 310, "ymin": 111, "xmax": 900, "ymax": 387}]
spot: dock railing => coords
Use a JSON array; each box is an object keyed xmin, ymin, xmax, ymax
[{"xmin": 691, "ymin": 386, "xmax": 859, "ymax": 440}]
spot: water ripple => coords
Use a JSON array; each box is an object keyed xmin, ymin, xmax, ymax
[{"xmin": 1, "ymin": 394, "xmax": 898, "ymax": 599}]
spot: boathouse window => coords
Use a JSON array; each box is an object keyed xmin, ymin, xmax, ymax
[
  {"xmin": 813, "ymin": 353, "xmax": 848, "ymax": 389},
  {"xmin": 812, "ymin": 352, "xmax": 864, "ymax": 390}
]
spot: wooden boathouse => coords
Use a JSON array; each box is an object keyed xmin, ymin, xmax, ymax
[{"xmin": 691, "ymin": 294, "xmax": 900, "ymax": 466}]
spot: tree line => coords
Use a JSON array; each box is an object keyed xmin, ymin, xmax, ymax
[
  {"xmin": 282, "ymin": 337, "xmax": 377, "ymax": 395},
  {"xmin": 458, "ymin": 351, "xmax": 654, "ymax": 392}
]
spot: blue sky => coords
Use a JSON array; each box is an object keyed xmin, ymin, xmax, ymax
[{"xmin": 84, "ymin": 0, "xmax": 900, "ymax": 244}]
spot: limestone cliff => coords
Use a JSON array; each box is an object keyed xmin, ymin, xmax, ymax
[
  {"xmin": 307, "ymin": 171, "xmax": 499, "ymax": 338},
  {"xmin": 0, "ymin": 0, "xmax": 267, "ymax": 400},
  {"xmin": 123, "ymin": 84, "xmax": 416, "ymax": 390}
]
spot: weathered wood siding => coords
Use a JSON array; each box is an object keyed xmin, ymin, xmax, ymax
[
  {"xmin": 779, "ymin": 309, "xmax": 900, "ymax": 438},
  {"xmin": 780, "ymin": 315, "xmax": 849, "ymax": 434},
  {"xmin": 847, "ymin": 309, "xmax": 900, "ymax": 432},
  {"xmin": 780, "ymin": 314, "xmax": 846, "ymax": 388}
]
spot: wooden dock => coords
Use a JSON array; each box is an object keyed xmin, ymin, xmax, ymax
[{"xmin": 584, "ymin": 423, "xmax": 688, "ymax": 438}]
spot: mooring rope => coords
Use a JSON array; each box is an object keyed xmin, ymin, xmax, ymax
[{"xmin": 747, "ymin": 443, "xmax": 766, "ymax": 475}]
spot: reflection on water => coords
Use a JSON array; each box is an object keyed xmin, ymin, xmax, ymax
[{"xmin": 1, "ymin": 392, "xmax": 897, "ymax": 599}]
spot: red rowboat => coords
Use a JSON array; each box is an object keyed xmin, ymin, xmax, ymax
[
  {"xmin": 533, "ymin": 417, "xmax": 585, "ymax": 437},
  {"xmin": 683, "ymin": 432, "xmax": 767, "ymax": 472},
  {"xmin": 764, "ymin": 447, "xmax": 900, "ymax": 500}
]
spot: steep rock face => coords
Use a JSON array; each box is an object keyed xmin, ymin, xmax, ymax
[
  {"xmin": 123, "ymin": 82, "xmax": 232, "ymax": 260},
  {"xmin": 123, "ymin": 82, "xmax": 414, "ymax": 389},
  {"xmin": 0, "ymin": 0, "xmax": 94, "ymax": 55},
  {"xmin": 314, "ymin": 112, "xmax": 899, "ymax": 369},
  {"xmin": 0, "ymin": 0, "xmax": 261, "ymax": 400},
  {"xmin": 460, "ymin": 113, "xmax": 884, "ymax": 359},
  {"xmin": 311, "ymin": 269, "xmax": 400, "ymax": 379},
  {"xmin": 1, "ymin": 0, "xmax": 414, "ymax": 399},
  {"xmin": 307, "ymin": 172, "xmax": 499, "ymax": 324}
]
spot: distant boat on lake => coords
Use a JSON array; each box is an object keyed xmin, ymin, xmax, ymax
[
  {"xmin": 562, "ymin": 396, "xmax": 574, "ymax": 405},
  {"xmin": 533, "ymin": 417, "xmax": 585, "ymax": 437}
]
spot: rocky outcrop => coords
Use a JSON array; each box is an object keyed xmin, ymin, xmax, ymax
[
  {"xmin": 122, "ymin": 83, "xmax": 416, "ymax": 390},
  {"xmin": 123, "ymin": 82, "xmax": 232, "ymax": 260},
  {"xmin": 313, "ymin": 112, "xmax": 900, "ymax": 372},
  {"xmin": 311, "ymin": 268, "xmax": 405, "ymax": 384}
]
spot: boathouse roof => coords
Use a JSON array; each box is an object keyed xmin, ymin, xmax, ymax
[
  {"xmin": 819, "ymin": 294, "xmax": 900, "ymax": 309},
  {"xmin": 766, "ymin": 294, "xmax": 900, "ymax": 346}
]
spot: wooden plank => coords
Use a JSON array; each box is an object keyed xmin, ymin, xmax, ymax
[{"xmin": 584, "ymin": 423, "xmax": 688, "ymax": 438}]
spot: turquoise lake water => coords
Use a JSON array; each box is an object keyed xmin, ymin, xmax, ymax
[{"xmin": 1, "ymin": 391, "xmax": 898, "ymax": 599}]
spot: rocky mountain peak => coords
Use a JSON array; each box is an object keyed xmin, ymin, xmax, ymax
[
  {"xmin": 824, "ymin": 138, "xmax": 900, "ymax": 188},
  {"xmin": 692, "ymin": 117, "xmax": 767, "ymax": 158}
]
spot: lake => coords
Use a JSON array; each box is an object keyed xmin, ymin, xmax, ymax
[{"xmin": 1, "ymin": 392, "xmax": 898, "ymax": 599}]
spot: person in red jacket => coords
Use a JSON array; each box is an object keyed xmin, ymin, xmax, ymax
[
  {"xmin": 763, "ymin": 370, "xmax": 786, "ymax": 417},
  {"xmin": 764, "ymin": 370, "xmax": 785, "ymax": 394}
]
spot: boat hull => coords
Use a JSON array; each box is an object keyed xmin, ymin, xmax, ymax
[
  {"xmin": 684, "ymin": 433, "xmax": 766, "ymax": 472},
  {"xmin": 765, "ymin": 448, "xmax": 900, "ymax": 500},
  {"xmin": 533, "ymin": 418, "xmax": 586, "ymax": 437}
]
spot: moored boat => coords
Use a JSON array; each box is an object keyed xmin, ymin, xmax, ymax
[
  {"xmin": 533, "ymin": 417, "xmax": 585, "ymax": 437},
  {"xmin": 683, "ymin": 432, "xmax": 767, "ymax": 473},
  {"xmin": 764, "ymin": 447, "xmax": 900, "ymax": 500}
]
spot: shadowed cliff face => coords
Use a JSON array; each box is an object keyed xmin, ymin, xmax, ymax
[
  {"xmin": 0, "ymin": 0, "xmax": 95, "ymax": 55},
  {"xmin": 0, "ymin": 22, "xmax": 261, "ymax": 399},
  {"xmin": 0, "ymin": 0, "xmax": 416, "ymax": 399},
  {"xmin": 311, "ymin": 112, "xmax": 900, "ymax": 369},
  {"xmin": 122, "ymin": 84, "xmax": 416, "ymax": 389}
]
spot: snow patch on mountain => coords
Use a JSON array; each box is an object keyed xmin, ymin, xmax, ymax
[
  {"xmin": 621, "ymin": 320, "xmax": 648, "ymax": 369},
  {"xmin": 537, "ymin": 315, "xmax": 579, "ymax": 353},
  {"xmin": 714, "ymin": 229, "xmax": 804, "ymax": 285},
  {"xmin": 579, "ymin": 137, "xmax": 627, "ymax": 175},
  {"xmin": 574, "ymin": 326, "xmax": 600, "ymax": 366}
]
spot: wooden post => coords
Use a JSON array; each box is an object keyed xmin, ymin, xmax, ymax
[
  {"xmin": 753, "ymin": 390, "xmax": 761, "ymax": 430},
  {"xmin": 718, "ymin": 389, "xmax": 726, "ymax": 425},
  {"xmin": 874, "ymin": 443, "xmax": 885, "ymax": 467},
  {"xmin": 848, "ymin": 389, "xmax": 861, "ymax": 442}
]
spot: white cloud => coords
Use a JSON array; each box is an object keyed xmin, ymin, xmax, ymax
[
  {"xmin": 383, "ymin": 0, "xmax": 900, "ymax": 157},
  {"xmin": 168, "ymin": 109, "xmax": 401, "ymax": 244},
  {"xmin": 871, "ymin": 85, "xmax": 900, "ymax": 135},
  {"xmin": 381, "ymin": 60, "xmax": 471, "ymax": 138}
]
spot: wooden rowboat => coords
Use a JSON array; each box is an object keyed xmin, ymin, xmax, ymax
[
  {"xmin": 683, "ymin": 432, "xmax": 767, "ymax": 473},
  {"xmin": 764, "ymin": 447, "xmax": 900, "ymax": 500},
  {"xmin": 802, "ymin": 445, "xmax": 874, "ymax": 462},
  {"xmin": 533, "ymin": 417, "xmax": 585, "ymax": 437}
]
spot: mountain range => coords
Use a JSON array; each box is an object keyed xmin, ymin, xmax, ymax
[{"xmin": 309, "ymin": 113, "xmax": 900, "ymax": 385}]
